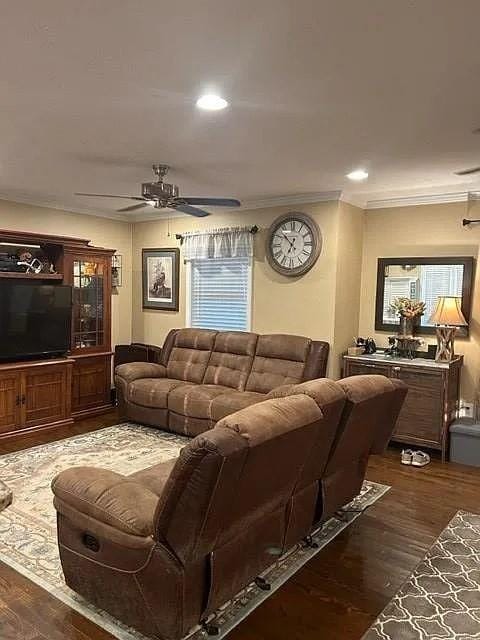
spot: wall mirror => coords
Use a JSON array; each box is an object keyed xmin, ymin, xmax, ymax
[{"xmin": 375, "ymin": 257, "xmax": 475, "ymax": 336}]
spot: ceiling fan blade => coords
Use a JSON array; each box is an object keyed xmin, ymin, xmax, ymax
[
  {"xmin": 173, "ymin": 203, "xmax": 210, "ymax": 217},
  {"xmin": 455, "ymin": 167, "xmax": 480, "ymax": 176},
  {"xmin": 75, "ymin": 192, "xmax": 145, "ymax": 200},
  {"xmin": 178, "ymin": 197, "xmax": 241, "ymax": 207},
  {"xmin": 117, "ymin": 203, "xmax": 150, "ymax": 212}
]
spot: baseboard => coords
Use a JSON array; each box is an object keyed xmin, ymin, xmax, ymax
[{"xmin": 72, "ymin": 403, "xmax": 115, "ymax": 421}]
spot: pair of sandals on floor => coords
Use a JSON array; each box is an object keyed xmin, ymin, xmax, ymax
[{"xmin": 401, "ymin": 449, "xmax": 430, "ymax": 467}]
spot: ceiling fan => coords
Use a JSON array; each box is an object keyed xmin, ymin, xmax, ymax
[
  {"xmin": 455, "ymin": 166, "xmax": 480, "ymax": 176},
  {"xmin": 75, "ymin": 164, "xmax": 241, "ymax": 217}
]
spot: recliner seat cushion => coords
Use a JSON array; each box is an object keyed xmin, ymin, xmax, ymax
[
  {"xmin": 203, "ymin": 331, "xmax": 258, "ymax": 390},
  {"xmin": 166, "ymin": 328, "xmax": 217, "ymax": 383},
  {"xmin": 246, "ymin": 334, "xmax": 311, "ymax": 393},
  {"xmin": 168, "ymin": 384, "xmax": 231, "ymax": 419},
  {"xmin": 129, "ymin": 459, "xmax": 177, "ymax": 497},
  {"xmin": 128, "ymin": 378, "xmax": 191, "ymax": 408}
]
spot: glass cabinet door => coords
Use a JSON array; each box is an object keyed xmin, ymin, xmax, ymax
[{"xmin": 72, "ymin": 259, "xmax": 106, "ymax": 351}]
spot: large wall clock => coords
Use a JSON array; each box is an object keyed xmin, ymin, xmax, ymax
[{"xmin": 266, "ymin": 212, "xmax": 322, "ymax": 277}]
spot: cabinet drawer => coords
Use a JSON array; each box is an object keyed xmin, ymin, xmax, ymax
[{"xmin": 345, "ymin": 362, "xmax": 391, "ymax": 377}]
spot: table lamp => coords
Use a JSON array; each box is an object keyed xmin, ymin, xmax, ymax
[{"xmin": 429, "ymin": 296, "xmax": 467, "ymax": 362}]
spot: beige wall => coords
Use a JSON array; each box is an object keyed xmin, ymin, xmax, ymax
[
  {"xmin": 0, "ymin": 199, "xmax": 133, "ymax": 349},
  {"xmin": 132, "ymin": 201, "xmax": 355, "ymax": 375},
  {"xmin": 331, "ymin": 201, "xmax": 365, "ymax": 377},
  {"xmin": 358, "ymin": 200, "xmax": 479, "ymax": 400}
]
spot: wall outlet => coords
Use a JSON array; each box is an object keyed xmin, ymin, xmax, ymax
[{"xmin": 459, "ymin": 401, "xmax": 474, "ymax": 419}]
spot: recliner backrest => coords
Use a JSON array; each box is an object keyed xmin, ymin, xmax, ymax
[
  {"xmin": 154, "ymin": 394, "xmax": 324, "ymax": 564},
  {"xmin": 166, "ymin": 328, "xmax": 217, "ymax": 383},
  {"xmin": 329, "ymin": 375, "xmax": 408, "ymax": 472},
  {"xmin": 319, "ymin": 374, "xmax": 407, "ymax": 519},
  {"xmin": 202, "ymin": 331, "xmax": 258, "ymax": 390},
  {"xmin": 245, "ymin": 334, "xmax": 312, "ymax": 393}
]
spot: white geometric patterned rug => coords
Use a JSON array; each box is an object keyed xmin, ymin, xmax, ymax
[
  {"xmin": 363, "ymin": 510, "xmax": 480, "ymax": 640},
  {"xmin": 0, "ymin": 423, "xmax": 389, "ymax": 640}
]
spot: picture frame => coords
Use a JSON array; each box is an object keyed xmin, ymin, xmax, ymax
[{"xmin": 142, "ymin": 248, "xmax": 180, "ymax": 311}]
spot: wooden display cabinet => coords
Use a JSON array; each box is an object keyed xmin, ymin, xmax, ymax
[
  {"xmin": 0, "ymin": 228, "xmax": 115, "ymax": 439},
  {"xmin": 63, "ymin": 248, "xmax": 114, "ymax": 417}
]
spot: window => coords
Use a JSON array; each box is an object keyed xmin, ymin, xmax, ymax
[
  {"xmin": 188, "ymin": 257, "xmax": 252, "ymax": 331},
  {"xmin": 419, "ymin": 264, "xmax": 463, "ymax": 326}
]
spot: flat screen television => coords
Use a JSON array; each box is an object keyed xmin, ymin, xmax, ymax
[{"xmin": 0, "ymin": 282, "xmax": 72, "ymax": 361}]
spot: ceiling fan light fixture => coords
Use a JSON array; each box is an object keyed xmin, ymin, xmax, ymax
[
  {"xmin": 196, "ymin": 94, "xmax": 228, "ymax": 111},
  {"xmin": 346, "ymin": 168, "xmax": 369, "ymax": 181}
]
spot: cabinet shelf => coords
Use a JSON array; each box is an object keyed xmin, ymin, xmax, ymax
[{"xmin": 0, "ymin": 272, "xmax": 63, "ymax": 280}]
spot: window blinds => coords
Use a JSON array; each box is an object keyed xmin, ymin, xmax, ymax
[{"xmin": 190, "ymin": 257, "xmax": 251, "ymax": 331}]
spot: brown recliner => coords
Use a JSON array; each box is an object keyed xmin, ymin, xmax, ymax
[
  {"xmin": 318, "ymin": 374, "xmax": 407, "ymax": 520},
  {"xmin": 268, "ymin": 374, "xmax": 408, "ymax": 525},
  {"xmin": 115, "ymin": 328, "xmax": 330, "ymax": 437},
  {"xmin": 52, "ymin": 375, "xmax": 407, "ymax": 640},
  {"xmin": 52, "ymin": 390, "xmax": 329, "ymax": 640}
]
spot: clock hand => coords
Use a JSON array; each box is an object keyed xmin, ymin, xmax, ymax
[{"xmin": 282, "ymin": 232, "xmax": 295, "ymax": 251}]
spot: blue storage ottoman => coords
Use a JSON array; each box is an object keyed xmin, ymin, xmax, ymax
[{"xmin": 450, "ymin": 419, "xmax": 480, "ymax": 467}]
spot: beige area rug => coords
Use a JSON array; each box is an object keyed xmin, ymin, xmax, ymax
[
  {"xmin": 0, "ymin": 423, "xmax": 389, "ymax": 640},
  {"xmin": 363, "ymin": 511, "xmax": 480, "ymax": 640}
]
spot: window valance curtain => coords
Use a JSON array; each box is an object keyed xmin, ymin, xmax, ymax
[{"xmin": 183, "ymin": 227, "xmax": 253, "ymax": 260}]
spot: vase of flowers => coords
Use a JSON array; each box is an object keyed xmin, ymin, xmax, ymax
[{"xmin": 390, "ymin": 297, "xmax": 426, "ymax": 337}]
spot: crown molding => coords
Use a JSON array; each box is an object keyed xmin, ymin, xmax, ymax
[
  {"xmin": 237, "ymin": 190, "xmax": 342, "ymax": 211},
  {"xmin": 364, "ymin": 191, "xmax": 480, "ymax": 210},
  {"xmin": 0, "ymin": 194, "xmax": 130, "ymax": 222}
]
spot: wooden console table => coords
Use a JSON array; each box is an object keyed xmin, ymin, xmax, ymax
[{"xmin": 343, "ymin": 353, "xmax": 463, "ymax": 461}]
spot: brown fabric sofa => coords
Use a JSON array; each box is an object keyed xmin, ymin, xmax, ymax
[
  {"xmin": 52, "ymin": 374, "xmax": 407, "ymax": 640},
  {"xmin": 115, "ymin": 328, "xmax": 330, "ymax": 436}
]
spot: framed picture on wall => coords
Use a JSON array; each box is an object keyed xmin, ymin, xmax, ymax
[{"xmin": 142, "ymin": 248, "xmax": 180, "ymax": 311}]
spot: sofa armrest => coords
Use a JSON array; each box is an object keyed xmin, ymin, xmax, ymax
[
  {"xmin": 52, "ymin": 467, "xmax": 159, "ymax": 537},
  {"xmin": 115, "ymin": 361, "xmax": 167, "ymax": 383}
]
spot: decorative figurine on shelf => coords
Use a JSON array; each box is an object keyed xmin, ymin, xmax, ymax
[
  {"xmin": 387, "ymin": 297, "xmax": 426, "ymax": 359},
  {"xmin": 16, "ymin": 249, "xmax": 43, "ymax": 274},
  {"xmin": 349, "ymin": 337, "xmax": 377, "ymax": 356}
]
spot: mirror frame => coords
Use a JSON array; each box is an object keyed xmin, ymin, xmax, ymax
[{"xmin": 375, "ymin": 256, "xmax": 475, "ymax": 336}]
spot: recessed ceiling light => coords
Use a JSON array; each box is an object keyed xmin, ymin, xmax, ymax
[
  {"xmin": 196, "ymin": 94, "xmax": 228, "ymax": 111},
  {"xmin": 346, "ymin": 169, "xmax": 369, "ymax": 181}
]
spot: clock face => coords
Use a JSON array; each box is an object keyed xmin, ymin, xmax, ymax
[{"xmin": 266, "ymin": 213, "xmax": 321, "ymax": 276}]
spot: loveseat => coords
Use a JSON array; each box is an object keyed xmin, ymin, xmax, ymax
[
  {"xmin": 115, "ymin": 328, "xmax": 330, "ymax": 436},
  {"xmin": 52, "ymin": 374, "xmax": 407, "ymax": 640}
]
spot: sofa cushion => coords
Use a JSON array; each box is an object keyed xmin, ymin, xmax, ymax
[
  {"xmin": 129, "ymin": 459, "xmax": 177, "ymax": 497},
  {"xmin": 166, "ymin": 328, "xmax": 217, "ymax": 383},
  {"xmin": 128, "ymin": 378, "xmax": 191, "ymax": 408},
  {"xmin": 245, "ymin": 334, "xmax": 311, "ymax": 394},
  {"xmin": 210, "ymin": 390, "xmax": 266, "ymax": 422},
  {"xmin": 168, "ymin": 384, "xmax": 231, "ymax": 419},
  {"xmin": 203, "ymin": 331, "xmax": 258, "ymax": 390},
  {"xmin": 168, "ymin": 413, "xmax": 213, "ymax": 437}
]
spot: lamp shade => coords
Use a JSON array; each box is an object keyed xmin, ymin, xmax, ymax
[{"xmin": 429, "ymin": 296, "xmax": 467, "ymax": 326}]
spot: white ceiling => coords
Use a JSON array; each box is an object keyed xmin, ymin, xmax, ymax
[{"xmin": 2, "ymin": 0, "xmax": 480, "ymax": 220}]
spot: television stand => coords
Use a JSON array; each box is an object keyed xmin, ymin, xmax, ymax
[{"xmin": 0, "ymin": 357, "xmax": 74, "ymax": 440}]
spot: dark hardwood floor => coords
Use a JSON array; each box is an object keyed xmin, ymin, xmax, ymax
[{"xmin": 1, "ymin": 412, "xmax": 479, "ymax": 640}]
